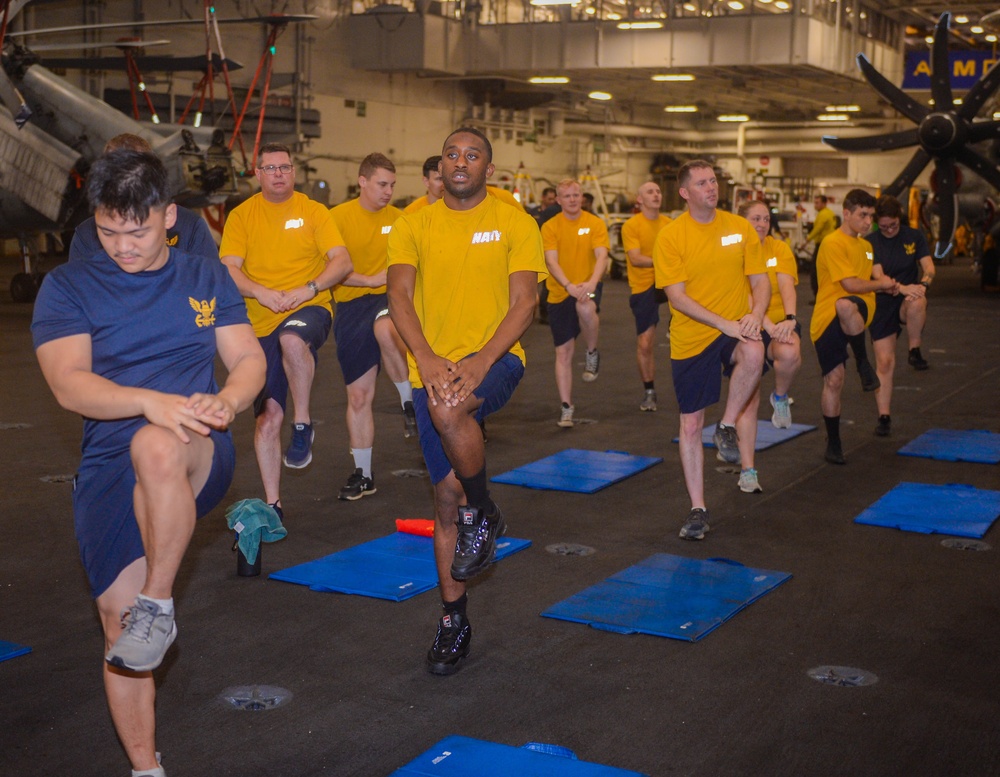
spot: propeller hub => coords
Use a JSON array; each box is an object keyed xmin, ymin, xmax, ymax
[{"xmin": 919, "ymin": 112, "xmax": 966, "ymax": 153}]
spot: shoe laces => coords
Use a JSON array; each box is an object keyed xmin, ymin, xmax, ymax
[
  {"xmin": 346, "ymin": 469, "xmax": 365, "ymax": 487},
  {"xmin": 456, "ymin": 509, "xmax": 487, "ymax": 555},
  {"xmin": 433, "ymin": 614, "xmax": 466, "ymax": 651},
  {"xmin": 120, "ymin": 600, "xmax": 157, "ymax": 641}
]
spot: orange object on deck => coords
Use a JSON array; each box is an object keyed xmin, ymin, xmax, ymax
[{"xmin": 395, "ymin": 519, "xmax": 434, "ymax": 537}]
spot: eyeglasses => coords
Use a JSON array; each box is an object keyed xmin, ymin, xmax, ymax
[{"xmin": 258, "ymin": 164, "xmax": 294, "ymax": 176}]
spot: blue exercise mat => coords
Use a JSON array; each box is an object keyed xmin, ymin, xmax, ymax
[
  {"xmin": 897, "ymin": 429, "xmax": 1000, "ymax": 464},
  {"xmin": 390, "ymin": 735, "xmax": 648, "ymax": 776},
  {"xmin": 672, "ymin": 420, "xmax": 815, "ymax": 451},
  {"xmin": 0, "ymin": 640, "xmax": 31, "ymax": 663},
  {"xmin": 270, "ymin": 532, "xmax": 531, "ymax": 601},
  {"xmin": 541, "ymin": 554, "xmax": 792, "ymax": 642},
  {"xmin": 853, "ymin": 482, "xmax": 1000, "ymax": 538},
  {"xmin": 491, "ymin": 449, "xmax": 661, "ymax": 494}
]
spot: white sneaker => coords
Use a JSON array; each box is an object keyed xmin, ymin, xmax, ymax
[
  {"xmin": 738, "ymin": 468, "xmax": 763, "ymax": 493},
  {"xmin": 639, "ymin": 389, "xmax": 657, "ymax": 412},
  {"xmin": 558, "ymin": 404, "xmax": 575, "ymax": 427},
  {"xmin": 770, "ymin": 392, "xmax": 792, "ymax": 429}
]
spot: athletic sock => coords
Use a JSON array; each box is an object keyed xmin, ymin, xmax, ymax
[
  {"xmin": 137, "ymin": 594, "xmax": 173, "ymax": 616},
  {"xmin": 455, "ymin": 466, "xmax": 491, "ymax": 512},
  {"xmin": 351, "ymin": 448, "xmax": 373, "ymax": 478},
  {"xmin": 394, "ymin": 380, "xmax": 413, "ymax": 407},
  {"xmin": 823, "ymin": 415, "xmax": 841, "ymax": 446},
  {"xmin": 643, "ymin": 380, "xmax": 655, "ymax": 391},
  {"xmin": 847, "ymin": 332, "xmax": 872, "ymax": 369},
  {"xmin": 442, "ymin": 592, "xmax": 468, "ymax": 619},
  {"xmin": 132, "ymin": 768, "xmax": 165, "ymax": 777}
]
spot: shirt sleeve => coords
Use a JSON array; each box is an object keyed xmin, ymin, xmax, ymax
[
  {"xmin": 591, "ymin": 216, "xmax": 611, "ymax": 250},
  {"xmin": 218, "ymin": 207, "xmax": 248, "ymax": 260},
  {"xmin": 507, "ymin": 212, "xmax": 548, "ymax": 281},
  {"xmin": 621, "ymin": 219, "xmax": 640, "ymax": 253},
  {"xmin": 653, "ymin": 223, "xmax": 687, "ymax": 288},
  {"xmin": 68, "ymin": 219, "xmax": 102, "ymax": 263},
  {"xmin": 540, "ymin": 218, "xmax": 558, "ymax": 252},
  {"xmin": 31, "ymin": 269, "xmax": 91, "ymax": 348},
  {"xmin": 185, "ymin": 214, "xmax": 220, "ymax": 261},
  {"xmin": 774, "ymin": 238, "xmax": 798, "ymax": 283},
  {"xmin": 742, "ymin": 219, "xmax": 767, "ymax": 276},
  {"xmin": 313, "ymin": 203, "xmax": 346, "ymax": 254},
  {"xmin": 387, "ymin": 213, "xmax": 419, "ymax": 269}
]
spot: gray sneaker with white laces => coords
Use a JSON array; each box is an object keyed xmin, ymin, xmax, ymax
[
  {"xmin": 679, "ymin": 508, "xmax": 710, "ymax": 540},
  {"xmin": 769, "ymin": 392, "xmax": 792, "ymax": 429},
  {"xmin": 738, "ymin": 467, "xmax": 763, "ymax": 493},
  {"xmin": 105, "ymin": 597, "xmax": 177, "ymax": 672},
  {"xmin": 639, "ymin": 389, "xmax": 657, "ymax": 412},
  {"xmin": 558, "ymin": 403, "xmax": 575, "ymax": 427},
  {"xmin": 582, "ymin": 349, "xmax": 600, "ymax": 382}
]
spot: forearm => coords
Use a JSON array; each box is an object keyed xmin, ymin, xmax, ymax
[
  {"xmin": 46, "ymin": 369, "xmax": 158, "ymax": 420},
  {"xmin": 387, "ymin": 275, "xmax": 436, "ymax": 363},
  {"xmin": 222, "ymin": 259, "xmax": 269, "ymax": 300},
  {"xmin": 588, "ymin": 251, "xmax": 609, "ymax": 285},
  {"xmin": 777, "ymin": 274, "xmax": 797, "ymax": 317},
  {"xmin": 840, "ymin": 277, "xmax": 885, "ymax": 294},
  {"xmin": 476, "ymin": 275, "xmax": 536, "ymax": 365},
  {"xmin": 216, "ymin": 350, "xmax": 266, "ymax": 414},
  {"xmin": 748, "ymin": 274, "xmax": 770, "ymax": 319},
  {"xmin": 667, "ymin": 290, "xmax": 731, "ymax": 331},
  {"xmin": 313, "ymin": 251, "xmax": 353, "ymax": 290},
  {"xmin": 340, "ymin": 271, "xmax": 384, "ymax": 288},
  {"xmin": 627, "ymin": 250, "xmax": 653, "ymax": 269}
]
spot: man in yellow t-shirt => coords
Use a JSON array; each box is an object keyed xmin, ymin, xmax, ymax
[
  {"xmin": 403, "ymin": 155, "xmax": 444, "ymax": 215},
  {"xmin": 542, "ymin": 178, "xmax": 610, "ymax": 427},
  {"xmin": 621, "ymin": 181, "xmax": 672, "ymax": 412},
  {"xmin": 802, "ymin": 193, "xmax": 838, "ymax": 297},
  {"xmin": 388, "ymin": 127, "xmax": 546, "ymax": 676},
  {"xmin": 653, "ymin": 160, "xmax": 770, "ymax": 540},
  {"xmin": 220, "ymin": 142, "xmax": 351, "ymax": 515},
  {"xmin": 330, "ymin": 153, "xmax": 413, "ymax": 502},
  {"xmin": 810, "ymin": 188, "xmax": 897, "ymax": 465}
]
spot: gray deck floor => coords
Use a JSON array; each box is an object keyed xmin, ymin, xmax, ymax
[{"xmin": 1, "ymin": 260, "xmax": 998, "ymax": 776}]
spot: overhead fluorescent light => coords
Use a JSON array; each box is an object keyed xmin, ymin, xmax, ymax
[
  {"xmin": 774, "ymin": 0, "xmax": 790, "ymax": 8},
  {"xmin": 682, "ymin": 2, "xmax": 697, "ymax": 10},
  {"xmin": 617, "ymin": 21, "xmax": 663, "ymax": 29},
  {"xmin": 588, "ymin": 91, "xmax": 613, "ymax": 101},
  {"xmin": 607, "ymin": 12, "xmax": 621, "ymax": 19},
  {"xmin": 529, "ymin": 0, "xmax": 578, "ymax": 6},
  {"xmin": 664, "ymin": 105, "xmax": 698, "ymax": 112},
  {"xmin": 825, "ymin": 104, "xmax": 860, "ymax": 112},
  {"xmin": 652, "ymin": 74, "xmax": 695, "ymax": 82},
  {"xmin": 971, "ymin": 25, "xmax": 984, "ymax": 34},
  {"xmin": 717, "ymin": 114, "xmax": 749, "ymax": 122},
  {"xmin": 817, "ymin": 114, "xmax": 849, "ymax": 121},
  {"xmin": 987, "ymin": 34, "xmax": 998, "ymax": 42},
  {"xmin": 955, "ymin": 15, "xmax": 969, "ymax": 24},
  {"xmin": 727, "ymin": 1, "xmax": 744, "ymax": 9},
  {"xmin": 529, "ymin": 76, "xmax": 570, "ymax": 84}
]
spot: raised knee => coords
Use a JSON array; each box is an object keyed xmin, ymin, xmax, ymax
[
  {"xmin": 256, "ymin": 403, "xmax": 284, "ymax": 437},
  {"xmin": 131, "ymin": 424, "xmax": 185, "ymax": 476}
]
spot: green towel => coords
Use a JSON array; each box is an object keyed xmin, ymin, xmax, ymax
[{"xmin": 226, "ymin": 499, "xmax": 287, "ymax": 565}]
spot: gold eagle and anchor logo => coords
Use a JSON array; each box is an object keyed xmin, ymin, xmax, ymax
[
  {"xmin": 904, "ymin": 242, "xmax": 916, "ymax": 255},
  {"xmin": 189, "ymin": 297, "xmax": 217, "ymax": 327}
]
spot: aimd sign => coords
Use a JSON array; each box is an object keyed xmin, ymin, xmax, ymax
[{"xmin": 903, "ymin": 51, "xmax": 998, "ymax": 90}]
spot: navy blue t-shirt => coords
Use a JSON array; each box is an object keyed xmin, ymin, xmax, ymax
[
  {"xmin": 868, "ymin": 224, "xmax": 930, "ymax": 286},
  {"xmin": 68, "ymin": 206, "xmax": 219, "ymax": 263},
  {"xmin": 31, "ymin": 248, "xmax": 248, "ymax": 465}
]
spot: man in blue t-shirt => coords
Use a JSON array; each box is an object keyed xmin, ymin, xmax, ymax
[
  {"xmin": 868, "ymin": 195, "xmax": 935, "ymax": 437},
  {"xmin": 31, "ymin": 150, "xmax": 265, "ymax": 777}
]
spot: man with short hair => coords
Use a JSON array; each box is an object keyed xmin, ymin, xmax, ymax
[
  {"xmin": 654, "ymin": 160, "xmax": 770, "ymax": 539},
  {"xmin": 388, "ymin": 127, "xmax": 545, "ymax": 676},
  {"xmin": 403, "ymin": 155, "xmax": 445, "ymax": 214},
  {"xmin": 809, "ymin": 188, "xmax": 898, "ymax": 463},
  {"xmin": 803, "ymin": 194, "xmax": 838, "ymax": 297},
  {"xmin": 868, "ymin": 194, "xmax": 934, "ymax": 437},
  {"xmin": 32, "ymin": 149, "xmax": 266, "ymax": 776},
  {"xmin": 220, "ymin": 143, "xmax": 351, "ymax": 514},
  {"xmin": 542, "ymin": 178, "xmax": 610, "ymax": 427},
  {"xmin": 69, "ymin": 133, "xmax": 218, "ymax": 263},
  {"xmin": 330, "ymin": 153, "xmax": 414, "ymax": 500},
  {"xmin": 621, "ymin": 181, "xmax": 672, "ymax": 411},
  {"xmin": 535, "ymin": 185, "xmax": 561, "ymax": 227}
]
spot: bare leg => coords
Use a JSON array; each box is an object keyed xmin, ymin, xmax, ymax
[
  {"xmin": 374, "ymin": 316, "xmax": 410, "ymax": 385},
  {"xmin": 279, "ymin": 332, "xmax": 315, "ymax": 425},
  {"xmin": 769, "ymin": 336, "xmax": 802, "ymax": 397},
  {"xmin": 576, "ymin": 297, "xmax": 600, "ymax": 352},
  {"xmin": 835, "ymin": 297, "xmax": 865, "ymax": 337},
  {"xmin": 720, "ymin": 340, "xmax": 764, "ymax": 427},
  {"xmin": 636, "ymin": 326, "xmax": 656, "ymax": 383},
  {"xmin": 821, "ymin": 363, "xmax": 846, "ymax": 418},
  {"xmin": 873, "ymin": 334, "xmax": 896, "ymax": 417},
  {"xmin": 734, "ymin": 388, "xmax": 761, "ymax": 470},
  {"xmin": 433, "ymin": 474, "xmax": 467, "ymax": 603},
  {"xmin": 255, "ymin": 398, "xmax": 284, "ymax": 505},
  {"xmin": 678, "ymin": 409, "xmax": 707, "ymax": 509},
  {"xmin": 345, "ymin": 366, "xmax": 378, "ymax": 450},
  {"xmin": 554, "ymin": 340, "xmax": 575, "ymax": 406},
  {"xmin": 900, "ymin": 296, "xmax": 927, "ymax": 350}
]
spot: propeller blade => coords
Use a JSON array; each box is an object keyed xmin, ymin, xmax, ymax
[
  {"xmin": 884, "ymin": 148, "xmax": 931, "ymax": 198},
  {"xmin": 955, "ymin": 146, "xmax": 1000, "ymax": 193},
  {"xmin": 932, "ymin": 160, "xmax": 958, "ymax": 259},
  {"xmin": 959, "ymin": 56, "xmax": 1000, "ymax": 121},
  {"xmin": 857, "ymin": 53, "xmax": 928, "ymax": 125},
  {"xmin": 930, "ymin": 13, "xmax": 954, "ymax": 111},
  {"xmin": 822, "ymin": 129, "xmax": 918, "ymax": 153},
  {"xmin": 967, "ymin": 120, "xmax": 1000, "ymax": 143}
]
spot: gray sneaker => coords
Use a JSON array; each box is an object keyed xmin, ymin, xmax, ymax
[
  {"xmin": 713, "ymin": 422, "xmax": 740, "ymax": 464},
  {"xmin": 106, "ymin": 597, "xmax": 176, "ymax": 672},
  {"xmin": 738, "ymin": 467, "xmax": 763, "ymax": 493},
  {"xmin": 769, "ymin": 392, "xmax": 792, "ymax": 429},
  {"xmin": 582, "ymin": 349, "xmax": 600, "ymax": 382},
  {"xmin": 679, "ymin": 508, "xmax": 710, "ymax": 540},
  {"xmin": 639, "ymin": 389, "xmax": 657, "ymax": 412},
  {"xmin": 558, "ymin": 403, "xmax": 575, "ymax": 427}
]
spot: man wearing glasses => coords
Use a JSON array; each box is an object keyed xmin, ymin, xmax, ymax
[{"xmin": 221, "ymin": 143, "xmax": 351, "ymax": 518}]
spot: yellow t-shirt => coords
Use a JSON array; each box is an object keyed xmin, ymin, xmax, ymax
[
  {"xmin": 807, "ymin": 206, "xmax": 838, "ymax": 245},
  {"xmin": 621, "ymin": 212, "xmax": 673, "ymax": 295},
  {"xmin": 760, "ymin": 234, "xmax": 799, "ymax": 324},
  {"xmin": 541, "ymin": 211, "xmax": 611, "ymax": 304},
  {"xmin": 220, "ymin": 191, "xmax": 345, "ymax": 337},
  {"xmin": 387, "ymin": 196, "xmax": 547, "ymax": 388},
  {"xmin": 653, "ymin": 210, "xmax": 765, "ymax": 360},
  {"xmin": 329, "ymin": 198, "xmax": 402, "ymax": 303},
  {"xmin": 404, "ymin": 195, "xmax": 431, "ymax": 215},
  {"xmin": 810, "ymin": 229, "xmax": 876, "ymax": 342}
]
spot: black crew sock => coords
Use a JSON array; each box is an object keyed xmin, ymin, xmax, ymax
[
  {"xmin": 442, "ymin": 593, "xmax": 468, "ymax": 619},
  {"xmin": 824, "ymin": 415, "xmax": 841, "ymax": 446},
  {"xmin": 847, "ymin": 332, "xmax": 871, "ymax": 368},
  {"xmin": 643, "ymin": 380, "xmax": 655, "ymax": 391},
  {"xmin": 456, "ymin": 466, "xmax": 491, "ymax": 512}
]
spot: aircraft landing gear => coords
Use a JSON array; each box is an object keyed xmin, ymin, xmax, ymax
[{"xmin": 10, "ymin": 272, "xmax": 41, "ymax": 303}]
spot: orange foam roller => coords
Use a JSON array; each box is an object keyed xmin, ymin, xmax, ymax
[{"xmin": 395, "ymin": 518, "xmax": 434, "ymax": 537}]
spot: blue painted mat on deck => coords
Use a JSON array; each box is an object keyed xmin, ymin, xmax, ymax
[
  {"xmin": 853, "ymin": 482, "xmax": 1000, "ymax": 538},
  {"xmin": 270, "ymin": 532, "xmax": 531, "ymax": 601},
  {"xmin": 897, "ymin": 429, "xmax": 1000, "ymax": 464},
  {"xmin": 541, "ymin": 554, "xmax": 792, "ymax": 642},
  {"xmin": 0, "ymin": 641, "xmax": 31, "ymax": 663},
  {"xmin": 390, "ymin": 735, "xmax": 648, "ymax": 776},
  {"xmin": 491, "ymin": 449, "xmax": 661, "ymax": 493},
  {"xmin": 672, "ymin": 420, "xmax": 815, "ymax": 450}
]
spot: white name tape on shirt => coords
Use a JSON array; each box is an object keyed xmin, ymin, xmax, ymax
[
  {"xmin": 578, "ymin": 227, "xmax": 591, "ymax": 236},
  {"xmin": 285, "ymin": 218, "xmax": 305, "ymax": 230},
  {"xmin": 766, "ymin": 256, "xmax": 778, "ymax": 268},
  {"xmin": 721, "ymin": 233, "xmax": 743, "ymax": 246},
  {"xmin": 471, "ymin": 230, "xmax": 502, "ymax": 244},
  {"xmin": 381, "ymin": 226, "xmax": 392, "ymax": 235}
]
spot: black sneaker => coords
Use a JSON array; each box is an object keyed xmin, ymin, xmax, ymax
[
  {"xmin": 875, "ymin": 415, "xmax": 892, "ymax": 437},
  {"xmin": 824, "ymin": 440, "xmax": 846, "ymax": 465},
  {"xmin": 426, "ymin": 611, "xmax": 471, "ymax": 676},
  {"xmin": 338, "ymin": 468, "xmax": 377, "ymax": 501},
  {"xmin": 679, "ymin": 507, "xmax": 710, "ymax": 540},
  {"xmin": 857, "ymin": 360, "xmax": 880, "ymax": 392},
  {"xmin": 713, "ymin": 422, "xmax": 740, "ymax": 464},
  {"xmin": 908, "ymin": 347, "xmax": 929, "ymax": 371},
  {"xmin": 403, "ymin": 401, "xmax": 417, "ymax": 438},
  {"xmin": 450, "ymin": 503, "xmax": 506, "ymax": 581}
]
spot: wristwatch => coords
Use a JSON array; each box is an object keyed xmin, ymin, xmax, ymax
[
  {"xmin": 785, "ymin": 314, "xmax": 797, "ymax": 321},
  {"xmin": 307, "ymin": 280, "xmax": 319, "ymax": 296}
]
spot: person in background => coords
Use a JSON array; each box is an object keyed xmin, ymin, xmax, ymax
[{"xmin": 403, "ymin": 155, "xmax": 445, "ymax": 214}]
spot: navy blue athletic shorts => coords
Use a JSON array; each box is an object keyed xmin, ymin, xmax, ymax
[
  {"xmin": 629, "ymin": 285, "xmax": 662, "ymax": 335},
  {"xmin": 413, "ymin": 352, "xmax": 524, "ymax": 484},
  {"xmin": 869, "ymin": 294, "xmax": 903, "ymax": 342},
  {"xmin": 671, "ymin": 333, "xmax": 749, "ymax": 415},
  {"xmin": 333, "ymin": 293, "xmax": 388, "ymax": 385},
  {"xmin": 548, "ymin": 282, "xmax": 603, "ymax": 347},
  {"xmin": 255, "ymin": 306, "xmax": 331, "ymax": 415},
  {"xmin": 814, "ymin": 296, "xmax": 868, "ymax": 376}
]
